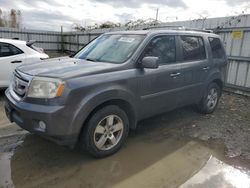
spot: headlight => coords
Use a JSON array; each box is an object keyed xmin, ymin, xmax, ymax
[{"xmin": 27, "ymin": 77, "xmax": 65, "ymax": 98}]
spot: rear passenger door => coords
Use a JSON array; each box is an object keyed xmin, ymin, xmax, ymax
[
  {"xmin": 177, "ymin": 35, "xmax": 209, "ymax": 106},
  {"xmin": 0, "ymin": 42, "xmax": 26, "ymax": 87}
]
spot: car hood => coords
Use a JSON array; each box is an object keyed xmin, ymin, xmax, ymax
[{"xmin": 17, "ymin": 57, "xmax": 119, "ymax": 79}]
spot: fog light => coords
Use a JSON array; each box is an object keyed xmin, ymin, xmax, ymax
[{"xmin": 38, "ymin": 121, "xmax": 46, "ymax": 131}]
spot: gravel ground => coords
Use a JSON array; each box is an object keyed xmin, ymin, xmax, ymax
[
  {"xmin": 182, "ymin": 92, "xmax": 250, "ymax": 160},
  {"xmin": 131, "ymin": 92, "xmax": 250, "ymax": 166},
  {"xmin": 0, "ymin": 92, "xmax": 8, "ymax": 126}
]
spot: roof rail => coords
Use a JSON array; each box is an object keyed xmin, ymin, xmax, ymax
[
  {"xmin": 143, "ymin": 25, "xmax": 185, "ymax": 30},
  {"xmin": 143, "ymin": 25, "xmax": 213, "ymax": 33}
]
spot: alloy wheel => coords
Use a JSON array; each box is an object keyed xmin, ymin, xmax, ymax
[{"xmin": 94, "ymin": 115, "xmax": 124, "ymax": 151}]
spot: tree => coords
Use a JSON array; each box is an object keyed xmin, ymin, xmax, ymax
[
  {"xmin": 0, "ymin": 9, "xmax": 7, "ymax": 27},
  {"xmin": 16, "ymin": 10, "xmax": 22, "ymax": 28},
  {"xmin": 99, "ymin": 21, "xmax": 118, "ymax": 29},
  {"xmin": 9, "ymin": 9, "xmax": 17, "ymax": 28},
  {"xmin": 0, "ymin": 9, "xmax": 22, "ymax": 28},
  {"xmin": 72, "ymin": 23, "xmax": 86, "ymax": 31}
]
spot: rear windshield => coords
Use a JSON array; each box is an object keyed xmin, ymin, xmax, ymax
[
  {"xmin": 74, "ymin": 34, "xmax": 145, "ymax": 64},
  {"xmin": 208, "ymin": 37, "xmax": 225, "ymax": 59}
]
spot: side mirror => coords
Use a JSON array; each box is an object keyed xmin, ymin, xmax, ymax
[
  {"xmin": 141, "ymin": 56, "xmax": 159, "ymax": 69},
  {"xmin": 69, "ymin": 51, "xmax": 76, "ymax": 58}
]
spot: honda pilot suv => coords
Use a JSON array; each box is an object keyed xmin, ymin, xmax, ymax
[{"xmin": 5, "ymin": 30, "xmax": 227, "ymax": 157}]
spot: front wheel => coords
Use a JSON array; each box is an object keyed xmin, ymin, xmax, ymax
[
  {"xmin": 197, "ymin": 82, "xmax": 221, "ymax": 114},
  {"xmin": 81, "ymin": 105, "xmax": 129, "ymax": 158}
]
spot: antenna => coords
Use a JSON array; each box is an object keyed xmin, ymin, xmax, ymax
[{"xmin": 155, "ymin": 8, "xmax": 159, "ymax": 21}]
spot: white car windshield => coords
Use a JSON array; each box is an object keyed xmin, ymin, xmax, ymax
[{"xmin": 74, "ymin": 34, "xmax": 145, "ymax": 64}]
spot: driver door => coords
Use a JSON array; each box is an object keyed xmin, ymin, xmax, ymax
[{"xmin": 137, "ymin": 35, "xmax": 184, "ymax": 119}]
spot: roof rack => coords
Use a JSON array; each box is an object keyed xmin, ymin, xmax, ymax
[{"xmin": 143, "ymin": 25, "xmax": 213, "ymax": 33}]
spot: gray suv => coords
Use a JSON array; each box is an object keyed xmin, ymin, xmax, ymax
[{"xmin": 5, "ymin": 30, "xmax": 227, "ymax": 157}]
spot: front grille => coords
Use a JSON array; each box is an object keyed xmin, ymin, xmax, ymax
[{"xmin": 10, "ymin": 70, "xmax": 33, "ymax": 101}]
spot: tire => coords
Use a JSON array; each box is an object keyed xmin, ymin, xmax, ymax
[
  {"xmin": 197, "ymin": 82, "xmax": 221, "ymax": 114},
  {"xmin": 81, "ymin": 105, "xmax": 129, "ymax": 158}
]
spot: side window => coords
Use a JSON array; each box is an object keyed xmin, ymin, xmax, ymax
[
  {"xmin": 180, "ymin": 36, "xmax": 206, "ymax": 61},
  {"xmin": 209, "ymin": 37, "xmax": 225, "ymax": 59},
  {"xmin": 143, "ymin": 36, "xmax": 176, "ymax": 64},
  {"xmin": 0, "ymin": 43, "xmax": 23, "ymax": 57}
]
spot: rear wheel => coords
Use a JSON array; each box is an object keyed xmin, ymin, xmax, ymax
[
  {"xmin": 81, "ymin": 105, "xmax": 129, "ymax": 158},
  {"xmin": 197, "ymin": 82, "xmax": 221, "ymax": 114}
]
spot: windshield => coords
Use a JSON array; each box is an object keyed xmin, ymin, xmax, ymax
[{"xmin": 74, "ymin": 34, "xmax": 145, "ymax": 64}]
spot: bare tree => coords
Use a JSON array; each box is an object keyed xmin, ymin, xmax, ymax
[
  {"xmin": 0, "ymin": 8, "xmax": 9, "ymax": 27},
  {"xmin": 72, "ymin": 23, "xmax": 86, "ymax": 31},
  {"xmin": 9, "ymin": 9, "xmax": 17, "ymax": 28},
  {"xmin": 0, "ymin": 9, "xmax": 5, "ymax": 27},
  {"xmin": 16, "ymin": 10, "xmax": 22, "ymax": 28}
]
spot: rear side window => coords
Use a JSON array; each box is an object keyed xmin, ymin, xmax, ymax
[
  {"xmin": 0, "ymin": 43, "xmax": 23, "ymax": 57},
  {"xmin": 28, "ymin": 44, "xmax": 44, "ymax": 53},
  {"xmin": 209, "ymin": 37, "xmax": 225, "ymax": 59},
  {"xmin": 180, "ymin": 36, "xmax": 206, "ymax": 61},
  {"xmin": 143, "ymin": 35, "xmax": 176, "ymax": 65}
]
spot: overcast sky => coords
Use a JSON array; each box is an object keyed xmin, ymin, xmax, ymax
[{"xmin": 0, "ymin": 0, "xmax": 249, "ymax": 31}]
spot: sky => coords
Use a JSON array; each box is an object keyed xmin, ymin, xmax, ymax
[{"xmin": 0, "ymin": 0, "xmax": 249, "ymax": 31}]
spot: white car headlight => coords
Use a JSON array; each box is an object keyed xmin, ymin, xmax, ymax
[{"xmin": 27, "ymin": 77, "xmax": 65, "ymax": 98}]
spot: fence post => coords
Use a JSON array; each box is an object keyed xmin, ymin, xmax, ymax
[
  {"xmin": 27, "ymin": 32, "xmax": 30, "ymax": 41},
  {"xmin": 77, "ymin": 34, "xmax": 79, "ymax": 51},
  {"xmin": 88, "ymin": 33, "xmax": 91, "ymax": 43},
  {"xmin": 61, "ymin": 26, "xmax": 64, "ymax": 52}
]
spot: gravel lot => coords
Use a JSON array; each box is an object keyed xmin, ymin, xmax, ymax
[
  {"xmin": 185, "ymin": 93, "xmax": 250, "ymax": 160},
  {"xmin": 0, "ymin": 92, "xmax": 8, "ymax": 126},
  {"xmin": 134, "ymin": 92, "xmax": 250, "ymax": 167}
]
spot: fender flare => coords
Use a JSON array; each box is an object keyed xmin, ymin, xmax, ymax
[
  {"xmin": 69, "ymin": 86, "xmax": 137, "ymax": 137},
  {"xmin": 202, "ymin": 69, "xmax": 224, "ymax": 97}
]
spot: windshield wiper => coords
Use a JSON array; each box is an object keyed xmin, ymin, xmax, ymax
[{"xmin": 85, "ymin": 58, "xmax": 97, "ymax": 62}]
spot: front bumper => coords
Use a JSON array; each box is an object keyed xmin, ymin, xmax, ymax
[{"xmin": 4, "ymin": 89, "xmax": 78, "ymax": 146}]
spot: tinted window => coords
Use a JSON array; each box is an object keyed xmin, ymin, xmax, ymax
[
  {"xmin": 209, "ymin": 37, "xmax": 225, "ymax": 59},
  {"xmin": 143, "ymin": 36, "xmax": 176, "ymax": 64},
  {"xmin": 0, "ymin": 43, "xmax": 23, "ymax": 57},
  {"xmin": 180, "ymin": 36, "xmax": 206, "ymax": 61}
]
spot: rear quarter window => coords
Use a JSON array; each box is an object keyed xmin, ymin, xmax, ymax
[
  {"xmin": 28, "ymin": 44, "xmax": 43, "ymax": 53},
  {"xmin": 208, "ymin": 37, "xmax": 225, "ymax": 59}
]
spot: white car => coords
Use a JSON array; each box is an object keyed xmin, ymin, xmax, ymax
[{"xmin": 0, "ymin": 38, "xmax": 49, "ymax": 88}]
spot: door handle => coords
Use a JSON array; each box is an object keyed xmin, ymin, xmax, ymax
[
  {"xmin": 170, "ymin": 72, "xmax": 181, "ymax": 77},
  {"xmin": 11, "ymin": 60, "xmax": 22, "ymax": 64},
  {"xmin": 202, "ymin": 66, "xmax": 210, "ymax": 71}
]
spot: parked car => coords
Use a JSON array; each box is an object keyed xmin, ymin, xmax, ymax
[
  {"xmin": 4, "ymin": 30, "xmax": 227, "ymax": 157},
  {"xmin": 0, "ymin": 38, "xmax": 49, "ymax": 88}
]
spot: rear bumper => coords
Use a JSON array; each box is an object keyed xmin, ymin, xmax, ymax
[{"xmin": 4, "ymin": 89, "xmax": 78, "ymax": 146}]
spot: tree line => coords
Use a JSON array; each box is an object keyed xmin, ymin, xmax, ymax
[
  {"xmin": 73, "ymin": 18, "xmax": 161, "ymax": 31},
  {"xmin": 0, "ymin": 8, "xmax": 22, "ymax": 28}
]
